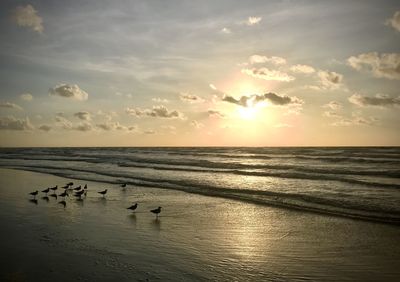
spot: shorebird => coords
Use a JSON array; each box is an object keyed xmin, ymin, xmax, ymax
[
  {"xmin": 59, "ymin": 200, "xmax": 66, "ymax": 208},
  {"xmin": 73, "ymin": 186, "xmax": 82, "ymax": 191},
  {"xmin": 61, "ymin": 185, "xmax": 69, "ymax": 189},
  {"xmin": 127, "ymin": 203, "xmax": 138, "ymax": 212},
  {"xmin": 121, "ymin": 183, "xmax": 127, "ymax": 188},
  {"xmin": 59, "ymin": 191, "xmax": 68, "ymax": 198},
  {"xmin": 42, "ymin": 188, "xmax": 50, "ymax": 195},
  {"xmin": 67, "ymin": 182, "xmax": 73, "ymax": 186},
  {"xmin": 150, "ymin": 207, "xmax": 162, "ymax": 217},
  {"xmin": 50, "ymin": 185, "xmax": 58, "ymax": 192},
  {"xmin": 29, "ymin": 190, "xmax": 38, "ymax": 198},
  {"xmin": 98, "ymin": 189, "xmax": 107, "ymax": 197},
  {"xmin": 84, "ymin": 184, "xmax": 87, "ymax": 190},
  {"xmin": 50, "ymin": 193, "xmax": 57, "ymax": 199},
  {"xmin": 74, "ymin": 190, "xmax": 85, "ymax": 199}
]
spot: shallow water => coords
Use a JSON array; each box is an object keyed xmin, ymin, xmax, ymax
[
  {"xmin": 0, "ymin": 147, "xmax": 399, "ymax": 224},
  {"xmin": 0, "ymin": 168, "xmax": 399, "ymax": 281}
]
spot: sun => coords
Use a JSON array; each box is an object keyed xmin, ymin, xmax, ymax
[{"xmin": 238, "ymin": 106, "xmax": 258, "ymax": 120}]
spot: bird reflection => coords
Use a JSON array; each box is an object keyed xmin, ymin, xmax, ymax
[
  {"xmin": 42, "ymin": 196, "xmax": 49, "ymax": 202},
  {"xmin": 128, "ymin": 214, "xmax": 137, "ymax": 227},
  {"xmin": 151, "ymin": 218, "xmax": 161, "ymax": 231},
  {"xmin": 29, "ymin": 199, "xmax": 38, "ymax": 205},
  {"xmin": 50, "ymin": 194, "xmax": 57, "ymax": 200},
  {"xmin": 58, "ymin": 200, "xmax": 66, "ymax": 208}
]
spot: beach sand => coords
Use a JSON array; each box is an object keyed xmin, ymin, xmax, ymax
[{"xmin": 0, "ymin": 168, "xmax": 399, "ymax": 281}]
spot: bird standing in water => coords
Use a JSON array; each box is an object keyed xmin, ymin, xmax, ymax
[
  {"xmin": 150, "ymin": 207, "xmax": 162, "ymax": 217},
  {"xmin": 98, "ymin": 189, "xmax": 107, "ymax": 197},
  {"xmin": 127, "ymin": 203, "xmax": 138, "ymax": 212}
]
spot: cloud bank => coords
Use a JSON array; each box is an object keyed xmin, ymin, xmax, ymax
[
  {"xmin": 349, "ymin": 94, "xmax": 400, "ymax": 107},
  {"xmin": 0, "ymin": 116, "xmax": 33, "ymax": 130},
  {"xmin": 126, "ymin": 105, "xmax": 184, "ymax": 119}
]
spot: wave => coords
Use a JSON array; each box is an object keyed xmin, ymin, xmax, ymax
[{"xmin": 4, "ymin": 164, "xmax": 400, "ymax": 225}]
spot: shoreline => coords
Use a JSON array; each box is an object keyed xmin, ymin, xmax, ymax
[
  {"xmin": 5, "ymin": 165, "xmax": 400, "ymax": 226},
  {"xmin": 1, "ymin": 168, "xmax": 400, "ymax": 281}
]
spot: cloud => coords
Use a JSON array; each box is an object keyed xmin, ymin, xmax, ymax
[
  {"xmin": 249, "ymin": 55, "xmax": 286, "ymax": 65},
  {"xmin": 49, "ymin": 84, "xmax": 89, "ymax": 101},
  {"xmin": 152, "ymin": 97, "xmax": 169, "ymax": 103},
  {"xmin": 209, "ymin": 84, "xmax": 217, "ymax": 90},
  {"xmin": 290, "ymin": 64, "xmax": 315, "ymax": 74},
  {"xmin": 0, "ymin": 102, "xmax": 23, "ymax": 111},
  {"xmin": 317, "ymin": 70, "xmax": 343, "ymax": 89},
  {"xmin": 242, "ymin": 68, "xmax": 295, "ymax": 82},
  {"xmin": 20, "ymin": 93, "xmax": 33, "ymax": 101},
  {"xmin": 222, "ymin": 92, "xmax": 303, "ymax": 107},
  {"xmin": 246, "ymin": 16, "xmax": 262, "ymax": 26},
  {"xmin": 126, "ymin": 105, "xmax": 185, "ymax": 119},
  {"xmin": 55, "ymin": 115, "xmax": 72, "ymax": 130},
  {"xmin": 331, "ymin": 115, "xmax": 378, "ymax": 127},
  {"xmin": 96, "ymin": 121, "xmax": 126, "ymax": 131},
  {"xmin": 144, "ymin": 129, "xmax": 155, "ymax": 135},
  {"xmin": 38, "ymin": 124, "xmax": 52, "ymax": 132},
  {"xmin": 323, "ymin": 111, "xmax": 341, "ymax": 118},
  {"xmin": 347, "ymin": 52, "xmax": 400, "ymax": 80},
  {"xmin": 180, "ymin": 93, "xmax": 204, "ymax": 103},
  {"xmin": 73, "ymin": 122, "xmax": 92, "ymax": 132},
  {"xmin": 191, "ymin": 120, "xmax": 204, "ymax": 129},
  {"xmin": 221, "ymin": 27, "xmax": 232, "ymax": 34},
  {"xmin": 386, "ymin": 10, "xmax": 400, "ymax": 32},
  {"xmin": 11, "ymin": 4, "xmax": 43, "ymax": 33},
  {"xmin": 323, "ymin": 101, "xmax": 342, "ymax": 110},
  {"xmin": 0, "ymin": 116, "xmax": 33, "ymax": 130},
  {"xmin": 274, "ymin": 123, "xmax": 292, "ymax": 128},
  {"xmin": 349, "ymin": 93, "xmax": 400, "ymax": 108},
  {"xmin": 208, "ymin": 110, "xmax": 225, "ymax": 118},
  {"xmin": 74, "ymin": 111, "xmax": 91, "ymax": 121}
]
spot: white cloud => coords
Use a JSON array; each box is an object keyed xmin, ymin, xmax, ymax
[
  {"xmin": 180, "ymin": 93, "xmax": 204, "ymax": 103},
  {"xmin": 96, "ymin": 121, "xmax": 126, "ymax": 131},
  {"xmin": 74, "ymin": 111, "xmax": 91, "ymax": 121},
  {"xmin": 349, "ymin": 93, "xmax": 400, "ymax": 108},
  {"xmin": 143, "ymin": 129, "xmax": 155, "ymax": 135},
  {"xmin": 221, "ymin": 27, "xmax": 232, "ymax": 34},
  {"xmin": 20, "ymin": 93, "xmax": 33, "ymax": 101},
  {"xmin": 126, "ymin": 105, "xmax": 185, "ymax": 119},
  {"xmin": 73, "ymin": 122, "xmax": 92, "ymax": 132},
  {"xmin": 11, "ymin": 4, "xmax": 43, "ymax": 33},
  {"xmin": 290, "ymin": 64, "xmax": 315, "ymax": 74},
  {"xmin": 49, "ymin": 84, "xmax": 89, "ymax": 101},
  {"xmin": 152, "ymin": 97, "xmax": 169, "ymax": 103},
  {"xmin": 323, "ymin": 101, "xmax": 342, "ymax": 110},
  {"xmin": 246, "ymin": 16, "xmax": 262, "ymax": 26},
  {"xmin": 38, "ymin": 124, "xmax": 52, "ymax": 132},
  {"xmin": 208, "ymin": 109, "xmax": 225, "ymax": 118},
  {"xmin": 386, "ymin": 10, "xmax": 400, "ymax": 32},
  {"xmin": 191, "ymin": 120, "xmax": 204, "ymax": 129},
  {"xmin": 0, "ymin": 116, "xmax": 33, "ymax": 130},
  {"xmin": 209, "ymin": 84, "xmax": 217, "ymax": 90},
  {"xmin": 249, "ymin": 55, "xmax": 286, "ymax": 65},
  {"xmin": 242, "ymin": 68, "xmax": 295, "ymax": 81},
  {"xmin": 55, "ymin": 115, "xmax": 72, "ymax": 130},
  {"xmin": 0, "ymin": 102, "xmax": 23, "ymax": 111},
  {"xmin": 317, "ymin": 70, "xmax": 343, "ymax": 89},
  {"xmin": 348, "ymin": 52, "xmax": 400, "ymax": 80}
]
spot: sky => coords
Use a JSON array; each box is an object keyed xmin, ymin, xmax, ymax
[{"xmin": 0, "ymin": 0, "xmax": 399, "ymax": 147}]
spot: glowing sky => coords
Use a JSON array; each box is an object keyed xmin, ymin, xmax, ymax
[{"xmin": 0, "ymin": 0, "xmax": 399, "ymax": 146}]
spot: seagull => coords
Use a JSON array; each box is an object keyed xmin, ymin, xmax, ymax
[
  {"xmin": 59, "ymin": 200, "xmax": 66, "ymax": 208},
  {"xmin": 73, "ymin": 186, "xmax": 82, "ymax": 191},
  {"xmin": 42, "ymin": 188, "xmax": 50, "ymax": 195},
  {"xmin": 30, "ymin": 190, "xmax": 38, "ymax": 198},
  {"xmin": 98, "ymin": 189, "xmax": 107, "ymax": 197},
  {"xmin": 59, "ymin": 191, "xmax": 68, "ymax": 198},
  {"xmin": 50, "ymin": 185, "xmax": 58, "ymax": 192},
  {"xmin": 150, "ymin": 207, "xmax": 162, "ymax": 217},
  {"xmin": 127, "ymin": 203, "xmax": 138, "ymax": 212}
]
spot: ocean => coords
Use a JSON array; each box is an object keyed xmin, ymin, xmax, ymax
[{"xmin": 1, "ymin": 147, "xmax": 399, "ymax": 224}]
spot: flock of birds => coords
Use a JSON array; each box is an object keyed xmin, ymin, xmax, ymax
[{"xmin": 28, "ymin": 182, "xmax": 162, "ymax": 217}]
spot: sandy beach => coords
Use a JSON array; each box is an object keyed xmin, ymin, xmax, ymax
[{"xmin": 0, "ymin": 168, "xmax": 399, "ymax": 281}]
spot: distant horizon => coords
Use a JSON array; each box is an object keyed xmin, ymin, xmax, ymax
[{"xmin": 1, "ymin": 1, "xmax": 399, "ymax": 146}]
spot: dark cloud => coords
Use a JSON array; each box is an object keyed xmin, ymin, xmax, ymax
[
  {"xmin": 349, "ymin": 94, "xmax": 400, "ymax": 107},
  {"xmin": 49, "ymin": 84, "xmax": 89, "ymax": 101},
  {"xmin": 222, "ymin": 92, "xmax": 303, "ymax": 107},
  {"xmin": 74, "ymin": 111, "xmax": 91, "ymax": 121},
  {"xmin": 208, "ymin": 110, "xmax": 225, "ymax": 118},
  {"xmin": 38, "ymin": 124, "xmax": 52, "ymax": 131}
]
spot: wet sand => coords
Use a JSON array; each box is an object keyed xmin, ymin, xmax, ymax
[{"xmin": 0, "ymin": 168, "xmax": 399, "ymax": 281}]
